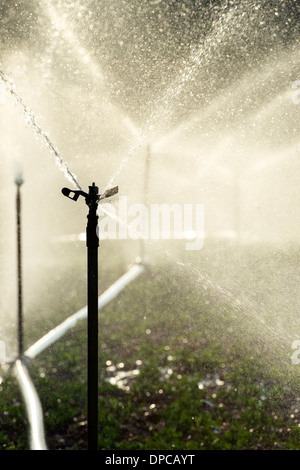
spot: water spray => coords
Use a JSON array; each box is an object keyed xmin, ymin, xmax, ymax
[
  {"xmin": 141, "ymin": 144, "xmax": 151, "ymax": 263},
  {"xmin": 15, "ymin": 172, "xmax": 24, "ymax": 358},
  {"xmin": 62, "ymin": 182, "xmax": 118, "ymax": 450},
  {"xmin": 0, "ymin": 68, "xmax": 81, "ymax": 191}
]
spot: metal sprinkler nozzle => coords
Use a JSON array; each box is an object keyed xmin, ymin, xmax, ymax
[
  {"xmin": 15, "ymin": 171, "xmax": 24, "ymax": 187},
  {"xmin": 61, "ymin": 184, "xmax": 118, "ymax": 205}
]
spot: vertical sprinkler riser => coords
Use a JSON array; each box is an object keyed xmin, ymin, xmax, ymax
[
  {"xmin": 86, "ymin": 183, "xmax": 99, "ymax": 452},
  {"xmin": 62, "ymin": 182, "xmax": 118, "ymax": 451}
]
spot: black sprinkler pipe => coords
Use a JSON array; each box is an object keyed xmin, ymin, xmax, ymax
[
  {"xmin": 86, "ymin": 183, "xmax": 99, "ymax": 451},
  {"xmin": 62, "ymin": 182, "xmax": 118, "ymax": 450}
]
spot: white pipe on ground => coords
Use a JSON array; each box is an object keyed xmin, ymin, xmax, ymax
[
  {"xmin": 25, "ymin": 262, "xmax": 144, "ymax": 359},
  {"xmin": 14, "ymin": 359, "xmax": 47, "ymax": 450}
]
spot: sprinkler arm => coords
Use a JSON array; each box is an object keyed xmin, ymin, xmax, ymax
[
  {"xmin": 101, "ymin": 186, "xmax": 119, "ymax": 199},
  {"xmin": 62, "ymin": 184, "xmax": 118, "ymax": 204},
  {"xmin": 61, "ymin": 187, "xmax": 88, "ymax": 201}
]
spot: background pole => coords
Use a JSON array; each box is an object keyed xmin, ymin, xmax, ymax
[{"xmin": 16, "ymin": 173, "xmax": 24, "ymax": 358}]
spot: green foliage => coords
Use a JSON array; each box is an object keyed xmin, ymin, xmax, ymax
[{"xmin": 2, "ymin": 253, "xmax": 300, "ymax": 450}]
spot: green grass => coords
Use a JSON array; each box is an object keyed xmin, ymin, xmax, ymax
[{"xmin": 1, "ymin": 241, "xmax": 300, "ymax": 450}]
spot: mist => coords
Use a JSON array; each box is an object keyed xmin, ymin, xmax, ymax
[{"xmin": 1, "ymin": 0, "xmax": 300, "ymax": 451}]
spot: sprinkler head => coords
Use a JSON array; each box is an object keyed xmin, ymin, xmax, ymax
[
  {"xmin": 15, "ymin": 172, "xmax": 24, "ymax": 187},
  {"xmin": 89, "ymin": 182, "xmax": 99, "ymax": 196},
  {"xmin": 62, "ymin": 184, "xmax": 118, "ymax": 204}
]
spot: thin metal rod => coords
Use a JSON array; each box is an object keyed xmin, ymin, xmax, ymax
[{"xmin": 16, "ymin": 175, "xmax": 24, "ymax": 358}]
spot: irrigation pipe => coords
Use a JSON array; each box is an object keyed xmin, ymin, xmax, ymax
[
  {"xmin": 14, "ymin": 359, "xmax": 47, "ymax": 450},
  {"xmin": 24, "ymin": 262, "xmax": 145, "ymax": 359}
]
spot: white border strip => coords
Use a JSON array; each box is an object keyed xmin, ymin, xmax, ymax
[
  {"xmin": 14, "ymin": 359, "xmax": 47, "ymax": 450},
  {"xmin": 24, "ymin": 263, "xmax": 144, "ymax": 359}
]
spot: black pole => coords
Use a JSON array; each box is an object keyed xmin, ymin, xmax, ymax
[
  {"xmin": 16, "ymin": 173, "xmax": 24, "ymax": 358},
  {"xmin": 62, "ymin": 182, "xmax": 118, "ymax": 451},
  {"xmin": 86, "ymin": 183, "xmax": 99, "ymax": 451}
]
